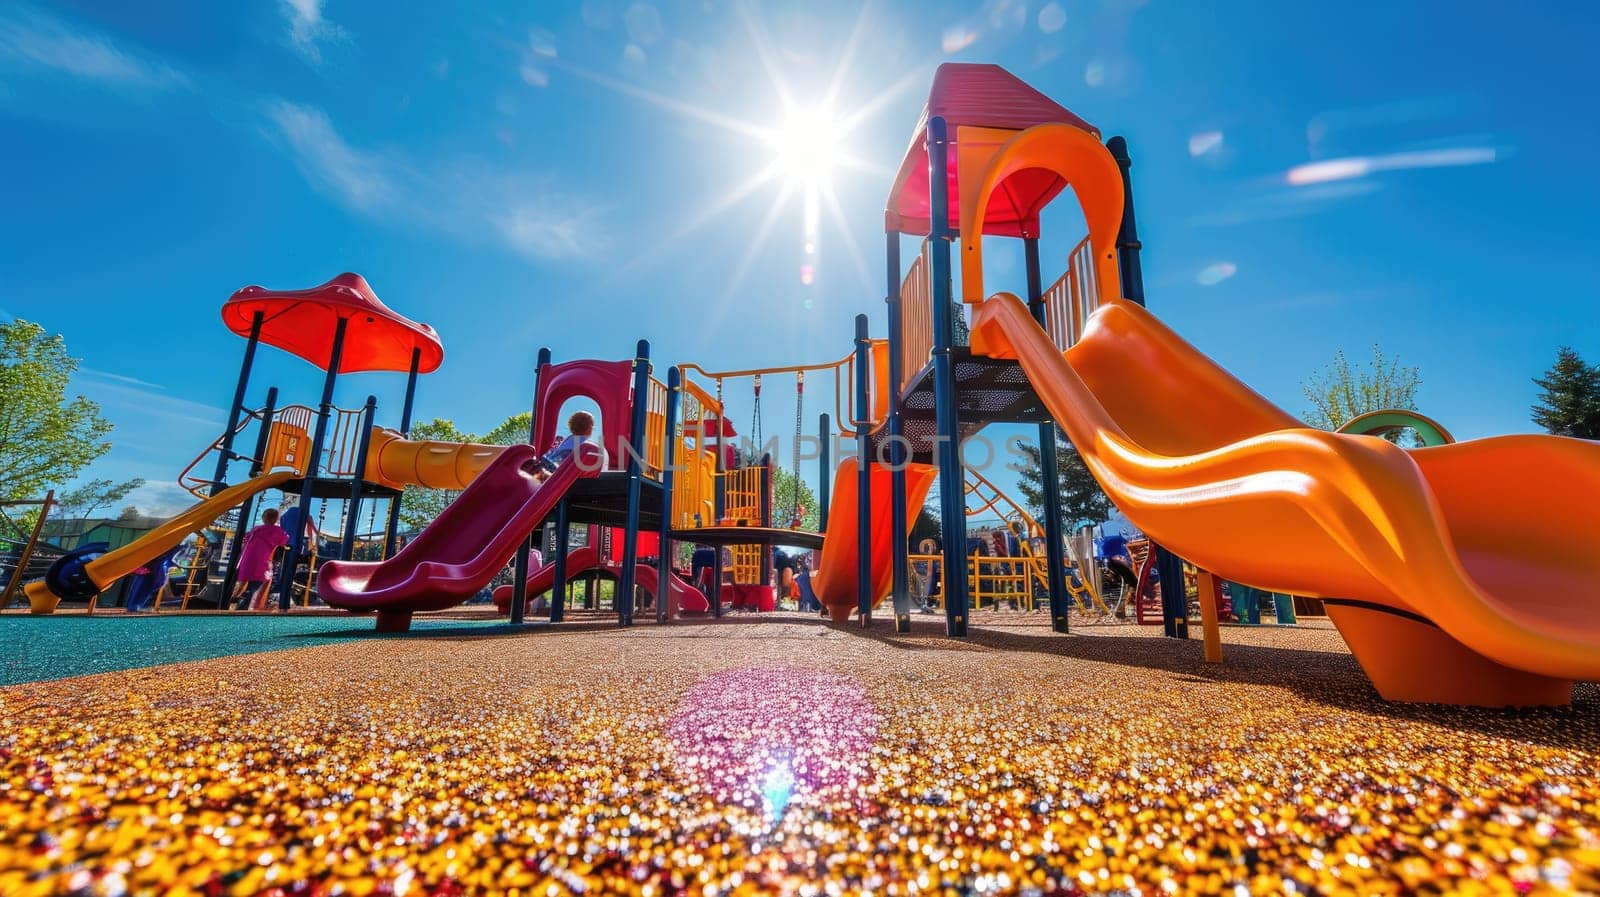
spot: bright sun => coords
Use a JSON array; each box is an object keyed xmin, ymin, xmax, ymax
[{"xmin": 769, "ymin": 106, "xmax": 844, "ymax": 187}]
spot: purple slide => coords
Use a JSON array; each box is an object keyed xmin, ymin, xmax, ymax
[{"xmin": 318, "ymin": 443, "xmax": 601, "ymax": 631}]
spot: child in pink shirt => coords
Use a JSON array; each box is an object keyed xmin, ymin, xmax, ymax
[{"xmin": 232, "ymin": 508, "xmax": 289, "ymax": 610}]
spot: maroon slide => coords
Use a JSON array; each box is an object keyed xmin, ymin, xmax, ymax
[
  {"xmin": 491, "ymin": 549, "xmax": 710, "ymax": 615},
  {"xmin": 319, "ymin": 443, "xmax": 601, "ymax": 631}
]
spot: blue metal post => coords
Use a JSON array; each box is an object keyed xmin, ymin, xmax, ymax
[
  {"xmin": 710, "ymin": 429, "xmax": 725, "ymax": 617},
  {"xmin": 383, "ymin": 347, "xmax": 423, "ymax": 558},
  {"xmin": 1025, "ymin": 237, "xmax": 1072, "ymax": 633},
  {"xmin": 885, "ymin": 229, "xmax": 912, "ymax": 633},
  {"xmin": 615, "ymin": 340, "xmax": 652, "ymax": 627},
  {"xmin": 549, "ymin": 499, "xmax": 571, "ymax": 622},
  {"xmin": 222, "ymin": 386, "xmax": 277, "ymax": 605},
  {"xmin": 339, "ymin": 395, "xmax": 378, "ymax": 560},
  {"xmin": 280, "ymin": 315, "xmax": 347, "ymax": 611},
  {"xmin": 926, "ymin": 116, "xmax": 968, "ymax": 637},
  {"xmin": 818, "ymin": 413, "xmax": 831, "ymax": 531},
  {"xmin": 510, "ymin": 347, "xmax": 551, "ymax": 625},
  {"xmin": 853, "ymin": 314, "xmax": 873, "ymax": 625},
  {"xmin": 656, "ymin": 366, "xmax": 681, "ymax": 623},
  {"xmin": 211, "ymin": 311, "xmax": 263, "ymax": 499},
  {"xmin": 1110, "ymin": 134, "xmax": 1185, "ymax": 638}
]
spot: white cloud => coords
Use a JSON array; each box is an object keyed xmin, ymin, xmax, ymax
[
  {"xmin": 261, "ymin": 100, "xmax": 605, "ymax": 263},
  {"xmin": 1037, "ymin": 2, "xmax": 1067, "ymax": 34},
  {"xmin": 1196, "ymin": 262, "xmax": 1237, "ymax": 286},
  {"xmin": 280, "ymin": 0, "xmax": 345, "ymax": 64},
  {"xmin": 0, "ymin": 5, "xmax": 188, "ymax": 89},
  {"xmin": 941, "ymin": 26, "xmax": 978, "ymax": 53},
  {"xmin": 1188, "ymin": 130, "xmax": 1224, "ymax": 158},
  {"xmin": 263, "ymin": 100, "xmax": 400, "ymax": 213},
  {"xmin": 520, "ymin": 64, "xmax": 549, "ymax": 87},
  {"xmin": 1287, "ymin": 146, "xmax": 1496, "ymax": 186}
]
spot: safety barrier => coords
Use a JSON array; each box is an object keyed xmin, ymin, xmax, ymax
[
  {"xmin": 900, "ymin": 240, "xmax": 932, "ymax": 390},
  {"xmin": 1041, "ymin": 235, "xmax": 1100, "ymax": 351},
  {"xmin": 642, "ymin": 375, "xmax": 670, "ymax": 477}
]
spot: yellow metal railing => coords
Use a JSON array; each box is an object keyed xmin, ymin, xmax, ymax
[
  {"xmin": 1042, "ymin": 235, "xmax": 1099, "ymax": 352},
  {"xmin": 643, "ymin": 375, "xmax": 670, "ymax": 477},
  {"xmin": 900, "ymin": 239, "xmax": 932, "ymax": 390}
]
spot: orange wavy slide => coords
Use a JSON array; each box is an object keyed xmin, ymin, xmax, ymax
[
  {"xmin": 809, "ymin": 458, "xmax": 937, "ymax": 622},
  {"xmin": 970, "ymin": 292, "xmax": 1600, "ymax": 706}
]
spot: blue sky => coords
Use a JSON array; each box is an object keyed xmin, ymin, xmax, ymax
[{"xmin": 2, "ymin": 0, "xmax": 1598, "ymax": 520}]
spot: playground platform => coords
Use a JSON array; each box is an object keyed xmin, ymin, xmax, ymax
[{"xmin": 1, "ymin": 613, "xmax": 1595, "ymax": 894}]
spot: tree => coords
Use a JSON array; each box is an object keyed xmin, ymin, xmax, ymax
[
  {"xmin": 1301, "ymin": 343, "xmax": 1421, "ymax": 435},
  {"xmin": 56, "ymin": 476, "xmax": 145, "ymax": 529},
  {"xmin": 117, "ymin": 506, "xmax": 142, "ymax": 521},
  {"xmin": 1531, "ymin": 347, "xmax": 1600, "ymax": 439},
  {"xmin": 768, "ymin": 465, "xmax": 819, "ymax": 531},
  {"xmin": 397, "ymin": 417, "xmax": 470, "ymax": 529},
  {"xmin": 0, "ymin": 319, "xmax": 117, "ymax": 501},
  {"xmin": 910, "ymin": 502, "xmax": 942, "ymax": 551},
  {"xmin": 1012, "ymin": 434, "xmax": 1113, "ymax": 528},
  {"xmin": 480, "ymin": 412, "xmax": 532, "ymax": 446}
]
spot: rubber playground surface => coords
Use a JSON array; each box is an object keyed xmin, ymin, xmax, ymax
[{"xmin": 1, "ymin": 612, "xmax": 1596, "ymax": 895}]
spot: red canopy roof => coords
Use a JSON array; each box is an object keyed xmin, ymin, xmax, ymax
[
  {"xmin": 221, "ymin": 273, "xmax": 444, "ymax": 374},
  {"xmin": 885, "ymin": 63, "xmax": 1099, "ymax": 238}
]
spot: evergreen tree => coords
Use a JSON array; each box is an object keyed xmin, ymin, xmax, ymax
[
  {"xmin": 1011, "ymin": 433, "xmax": 1112, "ymax": 526},
  {"xmin": 1531, "ymin": 346, "xmax": 1600, "ymax": 439}
]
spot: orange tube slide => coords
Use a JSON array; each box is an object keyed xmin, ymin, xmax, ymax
[
  {"xmin": 363, "ymin": 427, "xmax": 510, "ymax": 490},
  {"xmin": 970, "ymin": 292, "xmax": 1600, "ymax": 706},
  {"xmin": 809, "ymin": 458, "xmax": 937, "ymax": 622}
]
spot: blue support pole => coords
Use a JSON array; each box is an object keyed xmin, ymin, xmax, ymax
[
  {"xmin": 818, "ymin": 413, "xmax": 831, "ymax": 531},
  {"xmin": 853, "ymin": 314, "xmax": 873, "ymax": 625},
  {"xmin": 211, "ymin": 312, "xmax": 263, "ymax": 499},
  {"xmin": 656, "ymin": 365, "xmax": 681, "ymax": 623},
  {"xmin": 550, "ymin": 498, "xmax": 570, "ymax": 623},
  {"xmin": 1025, "ymin": 237, "xmax": 1072, "ymax": 634},
  {"xmin": 1110, "ymin": 133, "xmax": 1186, "ymax": 638},
  {"xmin": 885, "ymin": 229, "xmax": 912, "ymax": 633},
  {"xmin": 339, "ymin": 395, "xmax": 378, "ymax": 561},
  {"xmin": 383, "ymin": 347, "xmax": 423, "ymax": 559},
  {"xmin": 926, "ymin": 116, "xmax": 968, "ymax": 637},
  {"xmin": 280, "ymin": 315, "xmax": 347, "ymax": 611},
  {"xmin": 710, "ymin": 431, "xmax": 725, "ymax": 618},
  {"xmin": 222, "ymin": 386, "xmax": 277, "ymax": 605},
  {"xmin": 510, "ymin": 347, "xmax": 552, "ymax": 625},
  {"xmin": 615, "ymin": 340, "xmax": 652, "ymax": 627}
]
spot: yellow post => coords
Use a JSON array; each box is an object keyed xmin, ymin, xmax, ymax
[{"xmin": 1195, "ymin": 568, "xmax": 1224, "ymax": 663}]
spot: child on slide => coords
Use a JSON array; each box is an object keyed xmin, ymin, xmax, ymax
[{"xmin": 538, "ymin": 411, "xmax": 607, "ymax": 478}]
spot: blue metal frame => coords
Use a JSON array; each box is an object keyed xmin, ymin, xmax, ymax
[
  {"xmin": 852, "ymin": 314, "xmax": 873, "ymax": 624},
  {"xmin": 339, "ymin": 395, "xmax": 378, "ymax": 561},
  {"xmin": 817, "ymin": 413, "xmax": 831, "ymax": 531},
  {"xmin": 1109, "ymin": 134, "xmax": 1186, "ymax": 638},
  {"xmin": 1025, "ymin": 237, "xmax": 1072, "ymax": 633},
  {"xmin": 656, "ymin": 365, "xmax": 681, "ymax": 623},
  {"xmin": 280, "ymin": 315, "xmax": 348, "ymax": 610},
  {"xmin": 926, "ymin": 116, "xmax": 969, "ymax": 637},
  {"xmin": 885, "ymin": 230, "xmax": 912, "ymax": 633},
  {"xmin": 710, "ymin": 420, "xmax": 724, "ymax": 618},
  {"xmin": 510, "ymin": 346, "xmax": 552, "ymax": 625},
  {"xmin": 222, "ymin": 385, "xmax": 277, "ymax": 603},
  {"xmin": 212, "ymin": 311, "xmax": 263, "ymax": 499},
  {"xmin": 615, "ymin": 339, "xmax": 652, "ymax": 627},
  {"xmin": 550, "ymin": 497, "xmax": 571, "ymax": 623},
  {"xmin": 383, "ymin": 347, "xmax": 423, "ymax": 558}
]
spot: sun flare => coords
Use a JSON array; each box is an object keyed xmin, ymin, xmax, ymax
[{"xmin": 769, "ymin": 106, "xmax": 845, "ymax": 188}]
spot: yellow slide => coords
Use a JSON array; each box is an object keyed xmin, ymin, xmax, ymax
[
  {"xmin": 25, "ymin": 471, "xmax": 298, "ymax": 614},
  {"xmin": 970, "ymin": 292, "xmax": 1600, "ymax": 706}
]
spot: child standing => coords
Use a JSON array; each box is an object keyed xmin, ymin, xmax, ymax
[{"xmin": 232, "ymin": 508, "xmax": 289, "ymax": 610}]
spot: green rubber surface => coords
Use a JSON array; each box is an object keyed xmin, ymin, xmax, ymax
[{"xmin": 0, "ymin": 615, "xmax": 520, "ymax": 687}]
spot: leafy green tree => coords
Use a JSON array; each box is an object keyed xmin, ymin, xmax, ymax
[
  {"xmin": 480, "ymin": 412, "xmax": 532, "ymax": 446},
  {"xmin": 56, "ymin": 476, "xmax": 145, "ymax": 529},
  {"xmin": 1302, "ymin": 343, "xmax": 1421, "ymax": 435},
  {"xmin": 910, "ymin": 502, "xmax": 942, "ymax": 552},
  {"xmin": 1530, "ymin": 347, "xmax": 1600, "ymax": 439},
  {"xmin": 1012, "ymin": 434, "xmax": 1113, "ymax": 527},
  {"xmin": 397, "ymin": 417, "xmax": 470, "ymax": 529},
  {"xmin": 769, "ymin": 465, "xmax": 819, "ymax": 531},
  {"xmin": 0, "ymin": 319, "xmax": 117, "ymax": 501}
]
